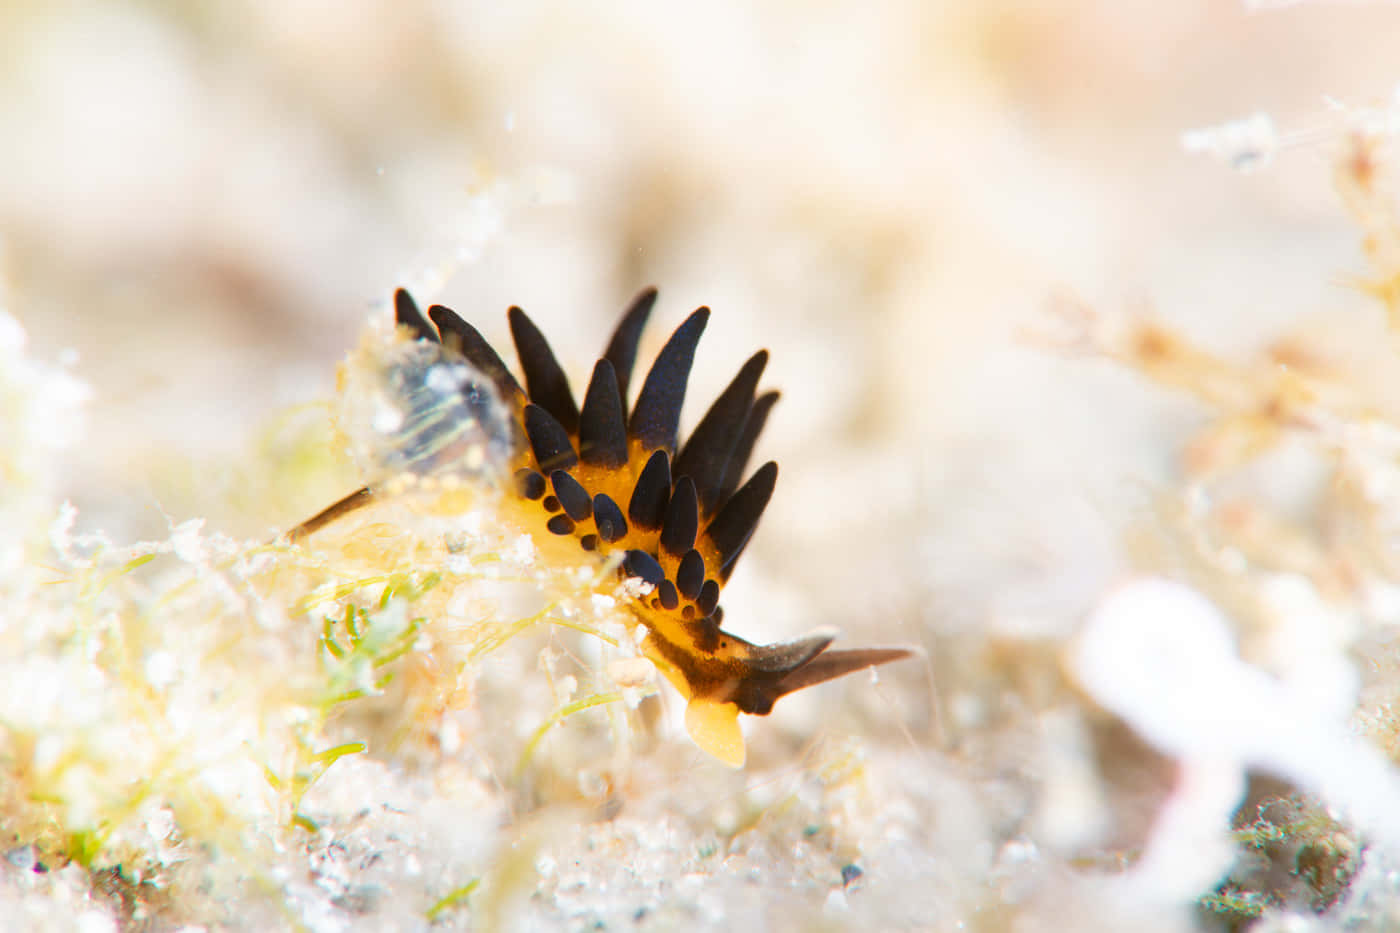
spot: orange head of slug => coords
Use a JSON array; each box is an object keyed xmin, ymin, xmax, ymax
[{"xmin": 290, "ymin": 287, "xmax": 915, "ymax": 767}]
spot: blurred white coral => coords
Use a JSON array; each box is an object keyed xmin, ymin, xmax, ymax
[{"xmin": 1072, "ymin": 579, "xmax": 1400, "ymax": 907}]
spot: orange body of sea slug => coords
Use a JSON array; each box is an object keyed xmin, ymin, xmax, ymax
[{"xmin": 290, "ymin": 288, "xmax": 914, "ymax": 767}]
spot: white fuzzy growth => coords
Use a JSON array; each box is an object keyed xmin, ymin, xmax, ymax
[
  {"xmin": 1072, "ymin": 578, "xmax": 1400, "ymax": 904},
  {"xmin": 1181, "ymin": 113, "xmax": 1277, "ymax": 172},
  {"xmin": 1073, "ymin": 581, "xmax": 1245, "ymax": 756},
  {"xmin": 1182, "ymin": 91, "xmax": 1400, "ymax": 172},
  {"xmin": 607, "ymin": 657, "xmax": 656, "ymax": 689},
  {"xmin": 143, "ymin": 651, "xmax": 178, "ymax": 690},
  {"xmin": 168, "ymin": 518, "xmax": 207, "ymax": 564}
]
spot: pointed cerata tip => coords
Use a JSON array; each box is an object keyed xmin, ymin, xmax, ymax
[{"xmin": 685, "ymin": 697, "xmax": 746, "ymax": 768}]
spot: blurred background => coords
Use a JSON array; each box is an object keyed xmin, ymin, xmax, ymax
[
  {"xmin": 5, "ymin": 0, "xmax": 1400, "ymax": 736},
  {"xmin": 11, "ymin": 3, "xmax": 1400, "ymax": 927}
]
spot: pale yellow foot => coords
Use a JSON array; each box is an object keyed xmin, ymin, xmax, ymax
[{"xmin": 684, "ymin": 697, "xmax": 746, "ymax": 768}]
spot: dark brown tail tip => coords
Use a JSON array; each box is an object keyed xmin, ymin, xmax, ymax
[{"xmin": 771, "ymin": 646, "xmax": 917, "ymax": 699}]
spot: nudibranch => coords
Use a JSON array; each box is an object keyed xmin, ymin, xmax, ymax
[{"xmin": 290, "ymin": 288, "xmax": 913, "ymax": 766}]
